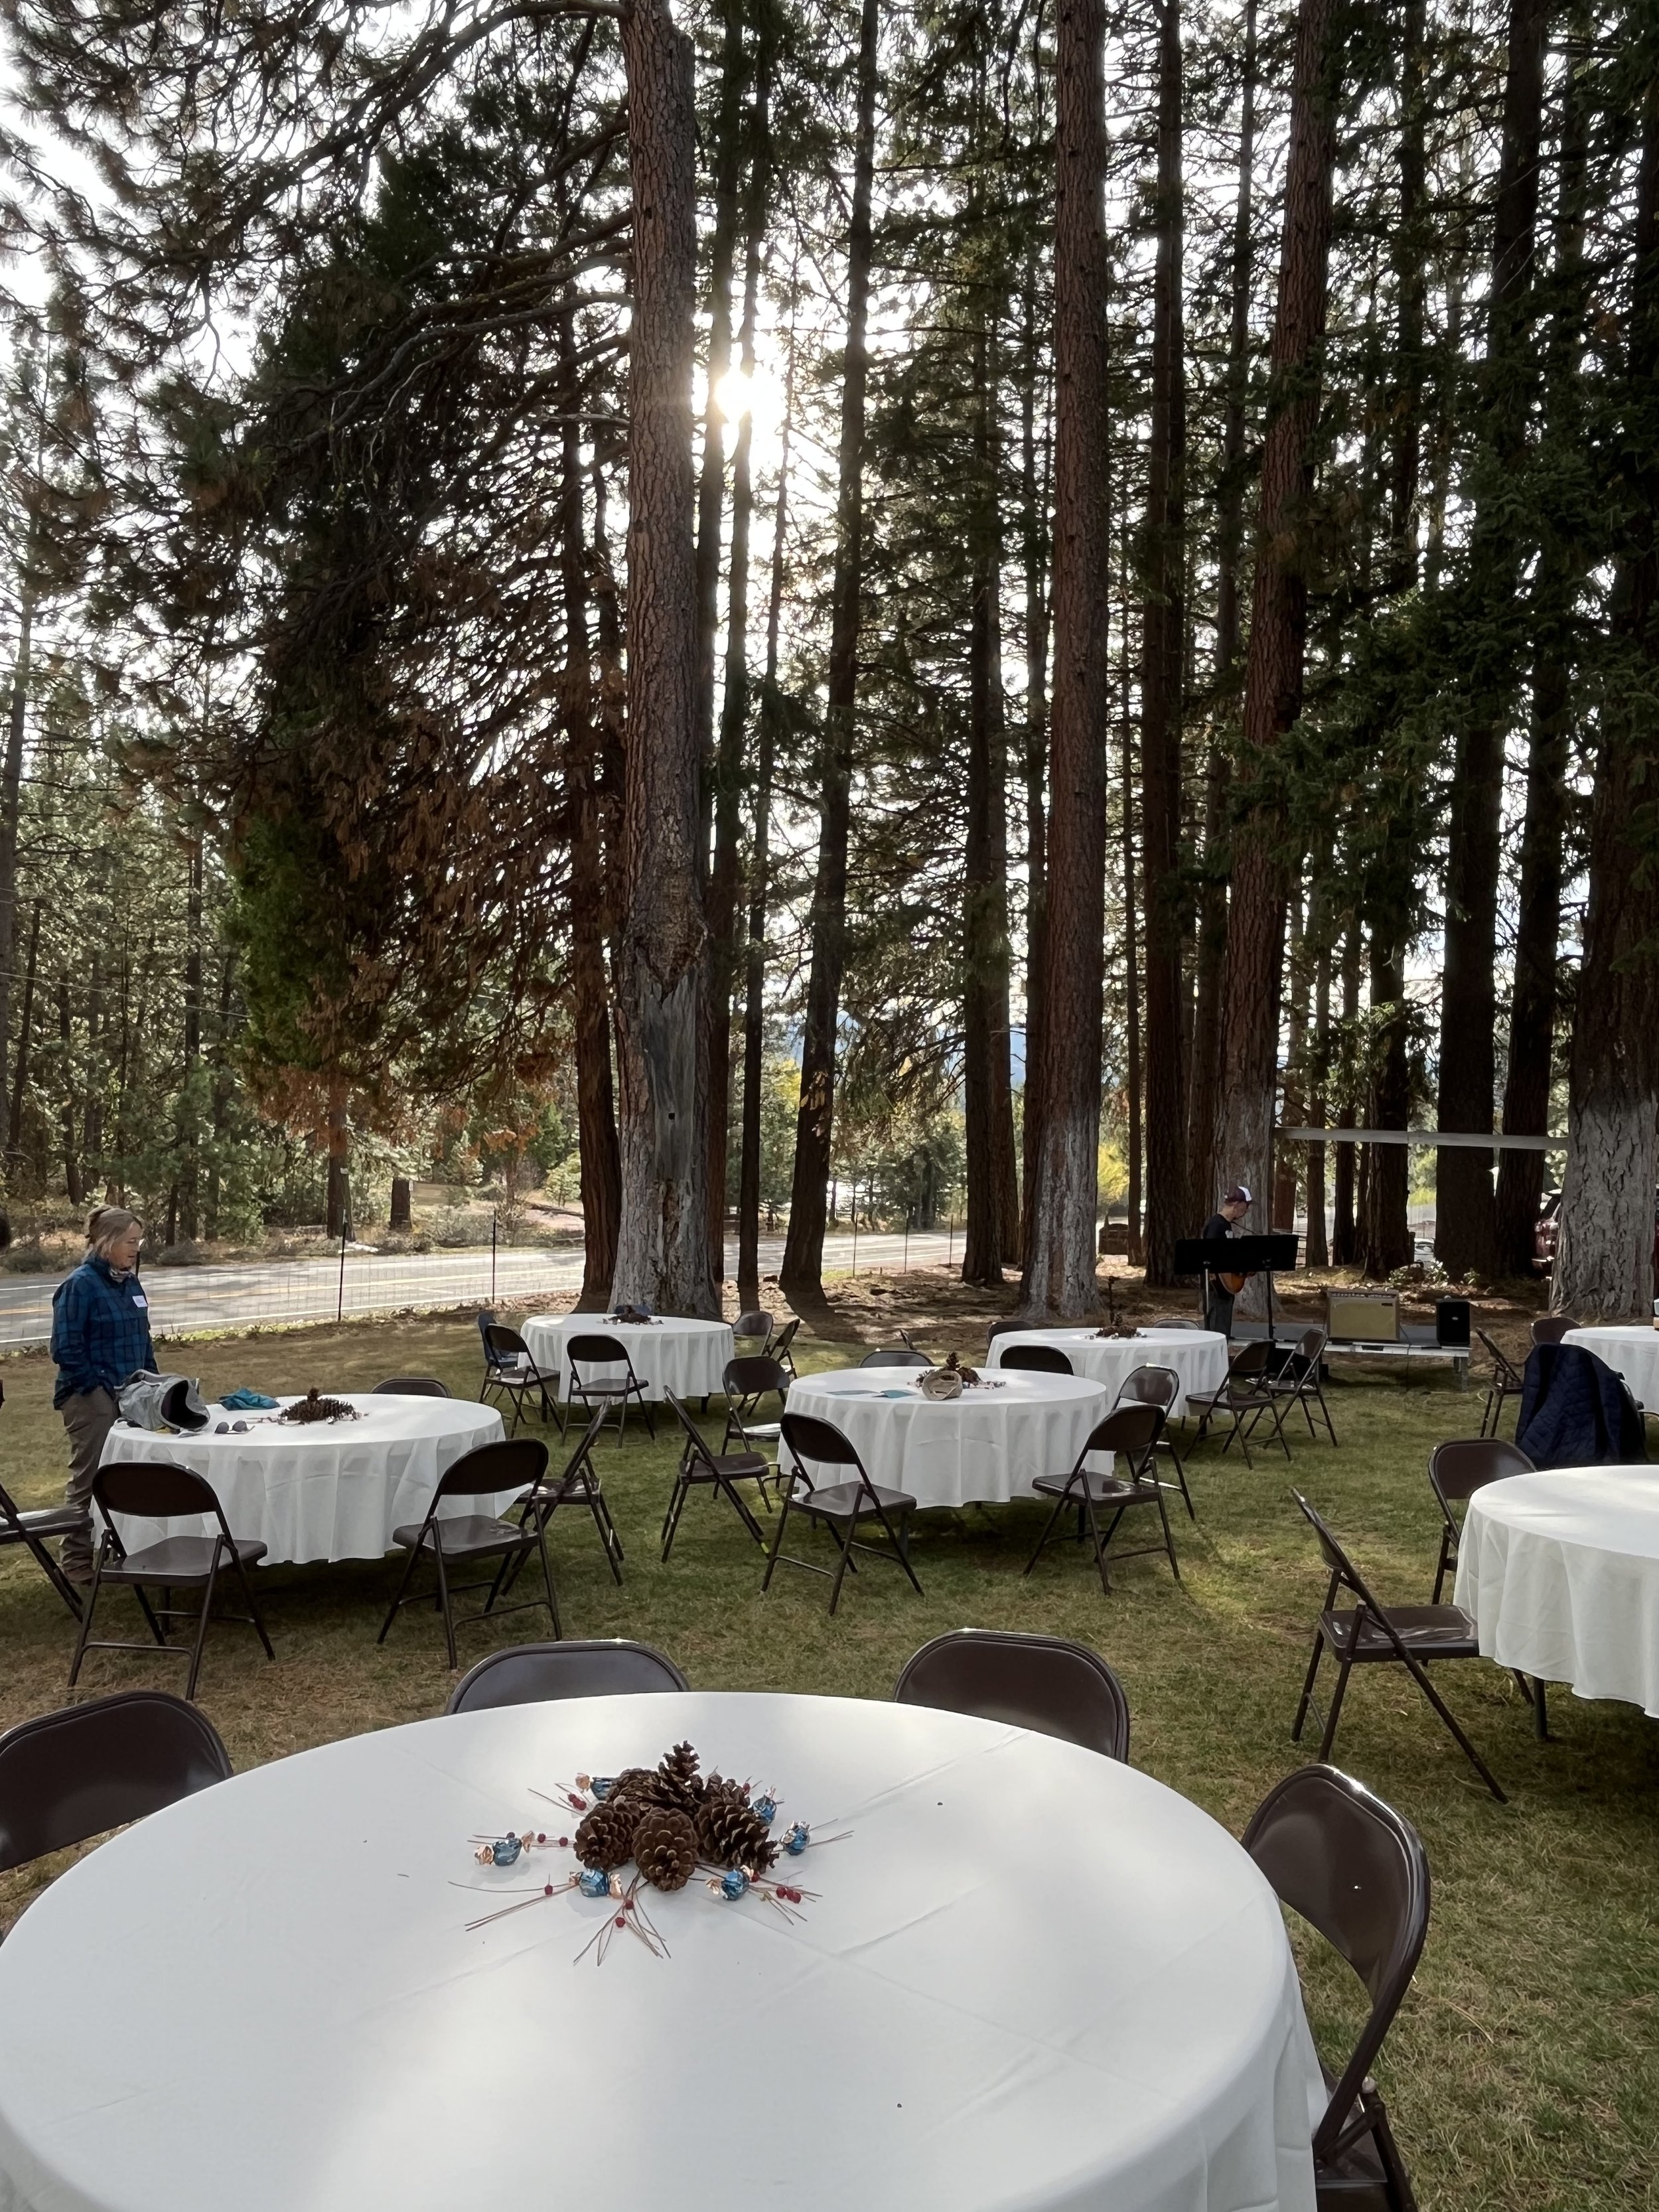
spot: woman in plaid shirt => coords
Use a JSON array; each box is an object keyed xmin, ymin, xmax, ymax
[{"xmin": 49, "ymin": 1208, "xmax": 156, "ymax": 1585}]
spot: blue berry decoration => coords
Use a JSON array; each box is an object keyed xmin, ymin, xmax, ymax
[
  {"xmin": 492, "ymin": 1834, "xmax": 523, "ymax": 1868},
  {"xmin": 719, "ymin": 1868, "xmax": 750, "ymax": 1901},
  {"xmin": 784, "ymin": 1822, "xmax": 810, "ymax": 1856},
  {"xmin": 578, "ymin": 1867, "xmax": 611, "ymax": 1899},
  {"xmin": 752, "ymin": 1795, "xmax": 778, "ymax": 1825},
  {"xmin": 590, "ymin": 1777, "xmax": 618, "ymax": 1801}
]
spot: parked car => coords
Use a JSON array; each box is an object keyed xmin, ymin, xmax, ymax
[{"xmin": 1535, "ymin": 1187, "xmax": 1659, "ymax": 1291}]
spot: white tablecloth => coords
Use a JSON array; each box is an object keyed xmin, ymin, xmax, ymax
[
  {"xmin": 986, "ymin": 1327, "xmax": 1229, "ymax": 1415},
  {"xmin": 0, "ymin": 1692, "xmax": 1321, "ymax": 2212},
  {"xmin": 1455, "ymin": 1467, "xmax": 1659, "ymax": 1716},
  {"xmin": 780, "ymin": 1366, "xmax": 1110, "ymax": 1509},
  {"xmin": 522, "ymin": 1314, "xmax": 735, "ymax": 1402},
  {"xmin": 100, "ymin": 1394, "xmax": 513, "ymax": 1564},
  {"xmin": 1561, "ymin": 1325, "xmax": 1659, "ymax": 1408}
]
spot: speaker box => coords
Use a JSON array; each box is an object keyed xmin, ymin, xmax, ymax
[
  {"xmin": 1435, "ymin": 1296, "xmax": 1472, "ymax": 1348},
  {"xmin": 1325, "ymin": 1290, "xmax": 1402, "ymax": 1343}
]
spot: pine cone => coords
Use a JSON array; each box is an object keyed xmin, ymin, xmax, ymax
[
  {"xmin": 648, "ymin": 1740, "xmax": 705, "ymax": 1812},
  {"xmin": 695, "ymin": 1786, "xmax": 779, "ymax": 1873},
  {"xmin": 575, "ymin": 1799, "xmax": 640, "ymax": 1872},
  {"xmin": 632, "ymin": 1805, "xmax": 699, "ymax": 1891}
]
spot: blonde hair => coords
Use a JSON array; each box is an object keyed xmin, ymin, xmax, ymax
[{"xmin": 88, "ymin": 1207, "xmax": 142, "ymax": 1257}]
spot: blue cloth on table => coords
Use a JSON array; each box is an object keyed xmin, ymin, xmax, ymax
[{"xmin": 218, "ymin": 1387, "xmax": 279, "ymax": 1411}]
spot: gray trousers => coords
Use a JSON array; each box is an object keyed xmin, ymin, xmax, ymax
[
  {"xmin": 59, "ymin": 1387, "xmax": 116, "ymax": 1576},
  {"xmin": 1205, "ymin": 1285, "xmax": 1236, "ymax": 1340}
]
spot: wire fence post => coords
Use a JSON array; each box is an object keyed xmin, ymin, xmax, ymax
[
  {"xmin": 336, "ymin": 1223, "xmax": 347, "ymax": 1324},
  {"xmin": 491, "ymin": 1209, "xmax": 498, "ymax": 1303},
  {"xmin": 851, "ymin": 1184, "xmax": 859, "ymax": 1279},
  {"xmin": 946, "ymin": 1207, "xmax": 954, "ymax": 1270},
  {"xmin": 902, "ymin": 1211, "xmax": 910, "ymax": 1274}
]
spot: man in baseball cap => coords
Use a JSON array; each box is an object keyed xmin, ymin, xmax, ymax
[{"xmin": 1200, "ymin": 1184, "xmax": 1252, "ymax": 1336}]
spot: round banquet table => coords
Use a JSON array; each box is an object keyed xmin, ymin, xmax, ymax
[
  {"xmin": 985, "ymin": 1326, "xmax": 1228, "ymax": 1415},
  {"xmin": 1454, "ymin": 1465, "xmax": 1659, "ymax": 1716},
  {"xmin": 1560, "ymin": 1323, "xmax": 1659, "ymax": 1408},
  {"xmin": 779, "ymin": 1366, "xmax": 1110, "ymax": 1509},
  {"xmin": 0, "ymin": 1692, "xmax": 1323, "ymax": 2212},
  {"xmin": 521, "ymin": 1313, "xmax": 735, "ymax": 1402},
  {"xmin": 99, "ymin": 1394, "xmax": 515, "ymax": 1564}
]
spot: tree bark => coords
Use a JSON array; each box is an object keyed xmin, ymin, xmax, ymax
[
  {"xmin": 177, "ymin": 835, "xmax": 203, "ymax": 1241},
  {"xmin": 0, "ymin": 591, "xmax": 32, "ymax": 1130},
  {"xmin": 57, "ymin": 978, "xmax": 82, "ymax": 1203},
  {"xmin": 7, "ymin": 897, "xmax": 39, "ymax": 1167},
  {"xmin": 1218, "ymin": 0, "xmax": 1338, "ymax": 1274},
  {"xmin": 1359, "ymin": 929, "xmax": 1413, "ymax": 1274},
  {"xmin": 612, "ymin": 0, "xmax": 717, "ymax": 1315},
  {"xmin": 1306, "ymin": 899, "xmax": 1330, "ymax": 1266},
  {"xmin": 1018, "ymin": 248, "xmax": 1052, "ymax": 1257},
  {"xmin": 1435, "ymin": 0, "xmax": 1548, "ymax": 1279},
  {"xmin": 325, "ymin": 1077, "xmax": 351, "ymax": 1240},
  {"xmin": 1331, "ymin": 917, "xmax": 1361, "ymax": 1268},
  {"xmin": 1275, "ymin": 885, "xmax": 1305, "ymax": 1232},
  {"xmin": 779, "ymin": 0, "xmax": 879, "ymax": 1305},
  {"xmin": 1139, "ymin": 0, "xmax": 1188, "ymax": 1284},
  {"xmin": 1123, "ymin": 705, "xmax": 1142, "ymax": 1263},
  {"xmin": 1020, "ymin": 0, "xmax": 1110, "ymax": 1317}
]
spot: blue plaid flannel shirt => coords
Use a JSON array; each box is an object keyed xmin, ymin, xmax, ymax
[{"xmin": 50, "ymin": 1256, "xmax": 157, "ymax": 1408}]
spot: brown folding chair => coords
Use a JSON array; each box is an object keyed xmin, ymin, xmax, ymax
[
  {"xmin": 0, "ymin": 1473, "xmax": 90, "ymax": 1621},
  {"xmin": 1427, "ymin": 1437, "xmax": 1536, "ymax": 1603},
  {"xmin": 764, "ymin": 1412, "xmax": 923, "ymax": 1615},
  {"xmin": 69, "ymin": 1463, "xmax": 275, "ymax": 1702},
  {"xmin": 999, "ymin": 1342, "xmax": 1075, "ymax": 1376},
  {"xmin": 1531, "ymin": 1314, "xmax": 1578, "ymax": 1347},
  {"xmin": 1291, "ymin": 1490, "xmax": 1506, "ymax": 1801},
  {"xmin": 1266, "ymin": 1327, "xmax": 1339, "ymax": 1445},
  {"xmin": 1187, "ymin": 1337, "xmax": 1292, "ymax": 1465},
  {"xmin": 765, "ymin": 1316, "xmax": 802, "ymax": 1378},
  {"xmin": 734, "ymin": 1309, "xmax": 774, "ymax": 1346},
  {"xmin": 859, "ymin": 1347, "xmax": 930, "ymax": 1369},
  {"xmin": 498, "ymin": 1400, "xmax": 624, "ymax": 1585},
  {"xmin": 565, "ymin": 1331, "xmax": 656, "ymax": 1443},
  {"xmin": 378, "ymin": 1437, "xmax": 558, "ymax": 1668},
  {"xmin": 721, "ymin": 1353, "xmax": 788, "ymax": 1479},
  {"xmin": 445, "ymin": 1639, "xmax": 687, "ymax": 1714},
  {"xmin": 1475, "ymin": 1329, "xmax": 1525, "ymax": 1439},
  {"xmin": 1023, "ymin": 1403, "xmax": 1174, "ymax": 1595},
  {"xmin": 373, "ymin": 1375, "xmax": 453, "ymax": 1397},
  {"xmin": 894, "ymin": 1628, "xmax": 1130, "ymax": 1760},
  {"xmin": 662, "ymin": 1392, "xmax": 770, "ymax": 1558},
  {"xmin": 478, "ymin": 1317, "xmax": 561, "ymax": 1438},
  {"xmin": 1112, "ymin": 1364, "xmax": 1193, "ymax": 1518},
  {"xmin": 1244, "ymin": 1764, "xmax": 1428, "ymax": 2211},
  {"xmin": 0, "ymin": 1690, "xmax": 232, "ymax": 1877}
]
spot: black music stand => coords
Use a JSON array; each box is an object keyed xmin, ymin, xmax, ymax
[{"xmin": 1172, "ymin": 1234, "xmax": 1301, "ymax": 1341}]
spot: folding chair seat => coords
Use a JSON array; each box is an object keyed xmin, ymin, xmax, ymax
[
  {"xmin": 662, "ymin": 1393, "xmax": 770, "ymax": 1559},
  {"xmin": 476, "ymin": 1315, "xmax": 561, "ymax": 1438},
  {"xmin": 1290, "ymin": 1490, "xmax": 1509, "ymax": 1801},
  {"xmin": 1244, "ymin": 1764, "xmax": 1429, "ymax": 2211},
  {"xmin": 565, "ymin": 1331, "xmax": 656, "ymax": 1443},
  {"xmin": 999, "ymin": 1343, "xmax": 1075, "ymax": 1376},
  {"xmin": 1475, "ymin": 1329, "xmax": 1525, "ymax": 1439},
  {"xmin": 1112, "ymin": 1364, "xmax": 1193, "ymax": 1518},
  {"xmin": 1023, "ymin": 1403, "xmax": 1175, "ymax": 1595},
  {"xmin": 1187, "ymin": 1338, "xmax": 1291, "ymax": 1465},
  {"xmin": 763, "ymin": 1412, "xmax": 923, "ymax": 1615},
  {"xmin": 1266, "ymin": 1326, "xmax": 1339, "ymax": 1445},
  {"xmin": 0, "ymin": 1474, "xmax": 90, "ymax": 1619},
  {"xmin": 69, "ymin": 1463, "xmax": 275, "ymax": 1703},
  {"xmin": 0, "ymin": 1690, "xmax": 232, "ymax": 1878},
  {"xmin": 894, "ymin": 1628, "xmax": 1131, "ymax": 1760},
  {"xmin": 445, "ymin": 1639, "xmax": 687, "ymax": 1714},
  {"xmin": 378, "ymin": 1437, "xmax": 559, "ymax": 1668}
]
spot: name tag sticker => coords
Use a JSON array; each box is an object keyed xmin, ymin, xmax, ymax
[{"xmin": 131, "ymin": 1294, "xmax": 149, "ymax": 1309}]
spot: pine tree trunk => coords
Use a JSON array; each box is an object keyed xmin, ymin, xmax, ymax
[
  {"xmin": 177, "ymin": 836, "xmax": 202, "ymax": 1240},
  {"xmin": 1306, "ymin": 907, "xmax": 1330, "ymax": 1266},
  {"xmin": 613, "ymin": 0, "xmax": 717, "ymax": 1316},
  {"xmin": 1331, "ymin": 925, "xmax": 1360, "ymax": 1266},
  {"xmin": 0, "ymin": 591, "xmax": 32, "ymax": 1130},
  {"xmin": 58, "ymin": 978, "xmax": 82, "ymax": 1203},
  {"xmin": 1139, "ymin": 0, "xmax": 1188, "ymax": 1285},
  {"xmin": 1360, "ymin": 930, "xmax": 1412, "ymax": 1274},
  {"xmin": 779, "ymin": 0, "xmax": 879, "ymax": 1305},
  {"xmin": 7, "ymin": 897, "xmax": 40, "ymax": 1167},
  {"xmin": 1123, "ymin": 721, "xmax": 1142, "ymax": 1264},
  {"xmin": 325, "ymin": 1078, "xmax": 350, "ymax": 1241},
  {"xmin": 1019, "ymin": 254, "xmax": 1052, "ymax": 1256},
  {"xmin": 561, "ymin": 316, "xmax": 622, "ymax": 1310},
  {"xmin": 84, "ymin": 949, "xmax": 104, "ymax": 1169},
  {"xmin": 1435, "ymin": 0, "xmax": 1547, "ymax": 1280},
  {"xmin": 1554, "ymin": 76, "xmax": 1659, "ymax": 1321},
  {"xmin": 1275, "ymin": 885, "xmax": 1305, "ymax": 1232},
  {"xmin": 1020, "ymin": 0, "xmax": 1111, "ymax": 1318}
]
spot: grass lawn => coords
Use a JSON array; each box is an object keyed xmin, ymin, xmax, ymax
[{"xmin": 1, "ymin": 1282, "xmax": 1655, "ymax": 2210}]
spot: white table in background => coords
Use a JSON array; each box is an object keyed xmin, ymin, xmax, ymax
[
  {"xmin": 100, "ymin": 1394, "xmax": 514, "ymax": 1564},
  {"xmin": 522, "ymin": 1314, "xmax": 735, "ymax": 1402},
  {"xmin": 0, "ymin": 1692, "xmax": 1322, "ymax": 2212},
  {"xmin": 985, "ymin": 1325, "xmax": 1228, "ymax": 1415},
  {"xmin": 1454, "ymin": 1466, "xmax": 1659, "ymax": 1716},
  {"xmin": 780, "ymin": 1366, "xmax": 1110, "ymax": 1509},
  {"xmin": 1561, "ymin": 1324, "xmax": 1659, "ymax": 1409}
]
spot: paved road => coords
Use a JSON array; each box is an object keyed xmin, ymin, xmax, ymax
[{"xmin": 0, "ymin": 1230, "xmax": 962, "ymax": 1351}]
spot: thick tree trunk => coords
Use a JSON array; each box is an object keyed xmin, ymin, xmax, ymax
[
  {"xmin": 1554, "ymin": 72, "xmax": 1659, "ymax": 1321},
  {"xmin": 1123, "ymin": 714, "xmax": 1142, "ymax": 1263},
  {"xmin": 1435, "ymin": 0, "xmax": 1547, "ymax": 1279},
  {"xmin": 1359, "ymin": 930, "xmax": 1413, "ymax": 1275},
  {"xmin": 612, "ymin": 0, "xmax": 717, "ymax": 1316},
  {"xmin": 1306, "ymin": 907, "xmax": 1330, "ymax": 1266},
  {"xmin": 1139, "ymin": 0, "xmax": 1188, "ymax": 1285},
  {"xmin": 1218, "ymin": 0, "xmax": 1338, "ymax": 1270},
  {"xmin": 1020, "ymin": 0, "xmax": 1110, "ymax": 1318},
  {"xmin": 1019, "ymin": 255, "xmax": 1052, "ymax": 1256},
  {"xmin": 779, "ymin": 0, "xmax": 879, "ymax": 1305},
  {"xmin": 1275, "ymin": 887, "xmax": 1305, "ymax": 1233},
  {"xmin": 560, "ymin": 318, "xmax": 622, "ymax": 1310},
  {"xmin": 1331, "ymin": 922, "xmax": 1361, "ymax": 1267},
  {"xmin": 177, "ymin": 836, "xmax": 202, "ymax": 1241}
]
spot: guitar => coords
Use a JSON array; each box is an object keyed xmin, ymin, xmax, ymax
[{"xmin": 1216, "ymin": 1266, "xmax": 1254, "ymax": 1296}]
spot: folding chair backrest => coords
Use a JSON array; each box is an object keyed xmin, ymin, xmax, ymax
[
  {"xmin": 549, "ymin": 1400, "xmax": 612, "ymax": 1480},
  {"xmin": 780, "ymin": 1410, "xmax": 864, "ymax": 1474},
  {"xmin": 1242, "ymin": 1763, "xmax": 1430, "ymax": 2157},
  {"xmin": 734, "ymin": 1310, "xmax": 774, "ymax": 1340},
  {"xmin": 476, "ymin": 1310, "xmax": 497, "ymax": 1353},
  {"xmin": 1082, "ymin": 1403, "xmax": 1163, "ymax": 1461},
  {"xmin": 1116, "ymin": 1364, "xmax": 1179, "ymax": 1414},
  {"xmin": 664, "ymin": 1391, "xmax": 716, "ymax": 1467},
  {"xmin": 1230, "ymin": 1338, "xmax": 1273, "ymax": 1377},
  {"xmin": 1476, "ymin": 1329, "xmax": 1521, "ymax": 1383},
  {"xmin": 567, "ymin": 1332, "xmax": 628, "ymax": 1368},
  {"xmin": 1147, "ymin": 1316, "xmax": 1204, "ymax": 1329},
  {"xmin": 374, "ymin": 1376, "xmax": 453, "ymax": 1397},
  {"xmin": 435, "ymin": 1437, "xmax": 549, "ymax": 1498},
  {"xmin": 1531, "ymin": 1314, "xmax": 1577, "ymax": 1347},
  {"xmin": 859, "ymin": 1349, "xmax": 930, "ymax": 1369},
  {"xmin": 725, "ymin": 1355, "xmax": 788, "ymax": 1401},
  {"xmin": 999, "ymin": 1343, "xmax": 1074, "ymax": 1375},
  {"xmin": 92, "ymin": 1459, "xmax": 222, "ymax": 1524},
  {"xmin": 768, "ymin": 1318, "xmax": 801, "ymax": 1358},
  {"xmin": 445, "ymin": 1639, "xmax": 689, "ymax": 1714},
  {"xmin": 483, "ymin": 1323, "xmax": 532, "ymax": 1364},
  {"xmin": 0, "ymin": 1690, "xmax": 232, "ymax": 1873},
  {"xmin": 894, "ymin": 1629, "xmax": 1131, "ymax": 1761},
  {"xmin": 1297, "ymin": 1327, "xmax": 1327, "ymax": 1364},
  {"xmin": 1428, "ymin": 1437, "xmax": 1535, "ymax": 1509},
  {"xmin": 1293, "ymin": 1490, "xmax": 1377, "ymax": 1608}
]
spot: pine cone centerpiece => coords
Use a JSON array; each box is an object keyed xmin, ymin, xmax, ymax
[
  {"xmin": 632, "ymin": 1805, "xmax": 699, "ymax": 1891},
  {"xmin": 575, "ymin": 1798, "xmax": 640, "ymax": 1872},
  {"xmin": 695, "ymin": 1783, "xmax": 778, "ymax": 1874}
]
